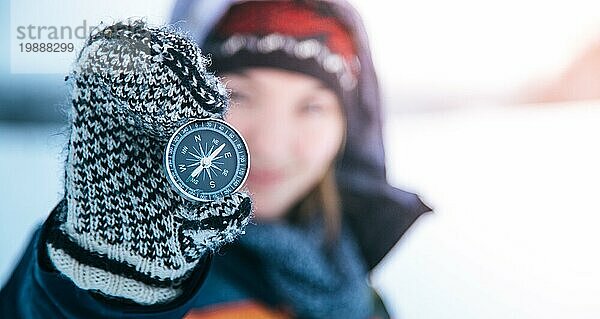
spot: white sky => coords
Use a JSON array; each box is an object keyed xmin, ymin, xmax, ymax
[{"xmin": 350, "ymin": 0, "xmax": 600, "ymax": 109}]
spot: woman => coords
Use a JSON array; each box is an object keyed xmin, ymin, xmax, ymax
[
  {"xmin": 0, "ymin": 1, "xmax": 430, "ymax": 318},
  {"xmin": 179, "ymin": 1, "xmax": 432, "ymax": 317}
]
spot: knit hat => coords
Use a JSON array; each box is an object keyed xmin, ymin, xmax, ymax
[{"xmin": 203, "ymin": 0, "xmax": 361, "ymax": 101}]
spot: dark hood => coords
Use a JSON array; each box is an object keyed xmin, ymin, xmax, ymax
[{"xmin": 170, "ymin": 0, "xmax": 432, "ymax": 271}]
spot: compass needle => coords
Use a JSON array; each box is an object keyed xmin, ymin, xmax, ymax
[
  {"xmin": 207, "ymin": 143, "xmax": 226, "ymax": 161},
  {"xmin": 190, "ymin": 164, "xmax": 204, "ymax": 178}
]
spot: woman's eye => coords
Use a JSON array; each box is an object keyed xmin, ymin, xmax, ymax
[
  {"xmin": 230, "ymin": 91, "xmax": 246, "ymax": 101},
  {"xmin": 300, "ymin": 102, "xmax": 325, "ymax": 114},
  {"xmin": 230, "ymin": 91, "xmax": 250, "ymax": 107}
]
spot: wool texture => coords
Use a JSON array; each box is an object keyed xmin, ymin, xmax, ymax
[
  {"xmin": 204, "ymin": 0, "xmax": 361, "ymax": 101},
  {"xmin": 45, "ymin": 20, "xmax": 253, "ymax": 305},
  {"xmin": 231, "ymin": 216, "xmax": 373, "ymax": 319}
]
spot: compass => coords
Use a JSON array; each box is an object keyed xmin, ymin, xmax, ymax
[{"xmin": 164, "ymin": 118, "xmax": 250, "ymax": 202}]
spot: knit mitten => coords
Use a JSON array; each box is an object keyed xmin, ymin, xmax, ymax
[{"xmin": 43, "ymin": 21, "xmax": 253, "ymax": 306}]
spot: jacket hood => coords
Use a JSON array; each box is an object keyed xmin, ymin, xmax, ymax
[{"xmin": 170, "ymin": 0, "xmax": 432, "ymax": 271}]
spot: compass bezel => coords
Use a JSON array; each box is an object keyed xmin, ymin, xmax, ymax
[{"xmin": 164, "ymin": 118, "xmax": 250, "ymax": 202}]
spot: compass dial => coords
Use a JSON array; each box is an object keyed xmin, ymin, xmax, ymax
[{"xmin": 164, "ymin": 119, "xmax": 249, "ymax": 202}]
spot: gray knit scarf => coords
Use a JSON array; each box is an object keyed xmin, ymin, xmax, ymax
[{"xmin": 235, "ymin": 216, "xmax": 373, "ymax": 318}]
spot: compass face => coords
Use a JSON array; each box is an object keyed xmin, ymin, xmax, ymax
[{"xmin": 164, "ymin": 119, "xmax": 249, "ymax": 202}]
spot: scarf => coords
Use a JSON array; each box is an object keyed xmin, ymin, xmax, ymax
[{"xmin": 226, "ymin": 215, "xmax": 374, "ymax": 319}]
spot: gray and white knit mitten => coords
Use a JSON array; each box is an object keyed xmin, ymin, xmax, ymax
[{"xmin": 43, "ymin": 21, "xmax": 253, "ymax": 306}]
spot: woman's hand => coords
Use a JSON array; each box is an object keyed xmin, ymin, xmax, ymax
[{"xmin": 43, "ymin": 21, "xmax": 253, "ymax": 306}]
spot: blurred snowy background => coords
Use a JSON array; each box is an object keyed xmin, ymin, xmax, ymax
[{"xmin": 2, "ymin": 0, "xmax": 600, "ymax": 318}]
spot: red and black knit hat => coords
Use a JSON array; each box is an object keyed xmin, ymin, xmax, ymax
[{"xmin": 203, "ymin": 0, "xmax": 360, "ymax": 100}]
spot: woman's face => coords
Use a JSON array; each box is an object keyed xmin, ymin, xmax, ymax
[{"xmin": 223, "ymin": 67, "xmax": 345, "ymax": 221}]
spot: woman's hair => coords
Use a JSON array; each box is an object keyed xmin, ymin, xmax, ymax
[{"xmin": 287, "ymin": 165, "xmax": 342, "ymax": 246}]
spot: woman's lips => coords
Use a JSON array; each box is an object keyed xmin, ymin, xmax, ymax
[{"xmin": 247, "ymin": 168, "xmax": 285, "ymax": 187}]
